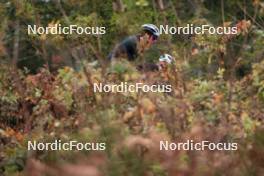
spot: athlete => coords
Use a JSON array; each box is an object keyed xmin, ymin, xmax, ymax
[
  {"xmin": 136, "ymin": 54, "xmax": 175, "ymax": 72},
  {"xmin": 107, "ymin": 24, "xmax": 160, "ymax": 62}
]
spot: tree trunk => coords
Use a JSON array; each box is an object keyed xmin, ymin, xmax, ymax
[
  {"xmin": 113, "ymin": 0, "xmax": 125, "ymax": 12},
  {"xmin": 56, "ymin": 0, "xmax": 70, "ymax": 24},
  {"xmin": 156, "ymin": 0, "xmax": 164, "ymax": 10},
  {"xmin": 12, "ymin": 19, "xmax": 20, "ymax": 66}
]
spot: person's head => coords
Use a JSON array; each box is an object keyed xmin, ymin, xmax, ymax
[
  {"xmin": 158, "ymin": 54, "xmax": 174, "ymax": 71},
  {"xmin": 138, "ymin": 24, "xmax": 160, "ymax": 51}
]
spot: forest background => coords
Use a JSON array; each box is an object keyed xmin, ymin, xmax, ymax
[{"xmin": 0, "ymin": 0, "xmax": 264, "ymax": 175}]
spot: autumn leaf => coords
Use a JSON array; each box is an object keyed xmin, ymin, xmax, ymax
[{"xmin": 139, "ymin": 98, "xmax": 156, "ymax": 114}]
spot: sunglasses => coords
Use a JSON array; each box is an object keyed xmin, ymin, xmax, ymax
[
  {"xmin": 152, "ymin": 35, "xmax": 158, "ymax": 41},
  {"xmin": 147, "ymin": 35, "xmax": 157, "ymax": 44}
]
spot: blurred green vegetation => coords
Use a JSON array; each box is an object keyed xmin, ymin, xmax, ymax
[{"xmin": 0, "ymin": 0, "xmax": 264, "ymax": 176}]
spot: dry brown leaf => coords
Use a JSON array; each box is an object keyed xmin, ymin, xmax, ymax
[
  {"xmin": 123, "ymin": 111, "xmax": 135, "ymax": 122},
  {"xmin": 139, "ymin": 98, "xmax": 156, "ymax": 114}
]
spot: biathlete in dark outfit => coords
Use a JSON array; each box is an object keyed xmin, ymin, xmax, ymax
[
  {"xmin": 107, "ymin": 24, "xmax": 160, "ymax": 62},
  {"xmin": 137, "ymin": 54, "xmax": 175, "ymax": 73}
]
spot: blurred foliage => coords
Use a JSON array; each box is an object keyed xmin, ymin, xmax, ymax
[
  {"xmin": 253, "ymin": 60, "xmax": 264, "ymax": 102},
  {"xmin": 0, "ymin": 0, "xmax": 264, "ymax": 176}
]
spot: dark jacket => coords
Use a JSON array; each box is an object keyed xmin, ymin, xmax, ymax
[
  {"xmin": 136, "ymin": 63, "xmax": 159, "ymax": 72},
  {"xmin": 108, "ymin": 35, "xmax": 139, "ymax": 61}
]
